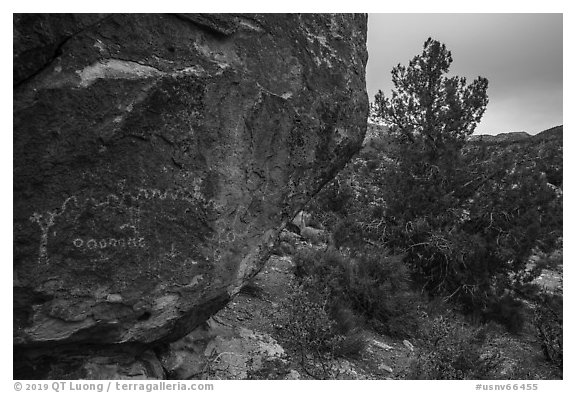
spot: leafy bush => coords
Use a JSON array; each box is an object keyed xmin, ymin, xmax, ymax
[
  {"xmin": 408, "ymin": 312, "xmax": 502, "ymax": 380},
  {"xmin": 483, "ymin": 294, "xmax": 526, "ymax": 334},
  {"xmin": 331, "ymin": 217, "xmax": 366, "ymax": 250},
  {"xmin": 312, "ymin": 179, "xmax": 354, "ymax": 215},
  {"xmin": 274, "ymin": 282, "xmax": 364, "ymax": 379},
  {"xmin": 533, "ymin": 291, "xmax": 562, "ymax": 368},
  {"xmin": 293, "ymin": 247, "xmax": 420, "ymax": 338},
  {"xmin": 329, "ymin": 304, "xmax": 368, "ymax": 357}
]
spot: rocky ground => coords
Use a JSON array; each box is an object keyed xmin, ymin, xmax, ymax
[{"xmin": 163, "ymin": 234, "xmax": 562, "ymax": 380}]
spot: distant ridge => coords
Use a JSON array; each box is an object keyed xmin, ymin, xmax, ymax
[
  {"xmin": 531, "ymin": 125, "xmax": 563, "ymax": 142},
  {"xmin": 365, "ymin": 122, "xmax": 563, "ymax": 147},
  {"xmin": 468, "ymin": 131, "xmax": 531, "ymax": 143},
  {"xmin": 469, "ymin": 125, "xmax": 562, "ymax": 144}
]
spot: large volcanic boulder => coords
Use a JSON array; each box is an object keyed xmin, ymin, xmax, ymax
[{"xmin": 13, "ymin": 13, "xmax": 368, "ymax": 368}]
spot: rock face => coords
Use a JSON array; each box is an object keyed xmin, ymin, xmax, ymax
[{"xmin": 13, "ymin": 13, "xmax": 368, "ymax": 375}]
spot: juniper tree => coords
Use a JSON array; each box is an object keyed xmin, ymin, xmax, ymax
[
  {"xmin": 372, "ymin": 38, "xmax": 495, "ymax": 311},
  {"xmin": 373, "ymin": 37, "xmax": 488, "ymax": 163},
  {"xmin": 372, "ymin": 38, "xmax": 489, "ymax": 231},
  {"xmin": 371, "ymin": 40, "xmax": 562, "ymax": 329}
]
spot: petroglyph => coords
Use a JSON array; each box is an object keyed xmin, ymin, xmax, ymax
[
  {"xmin": 28, "ymin": 184, "xmax": 207, "ymax": 264},
  {"xmin": 72, "ymin": 237, "xmax": 146, "ymax": 251},
  {"xmin": 29, "ymin": 196, "xmax": 79, "ymax": 264},
  {"xmin": 28, "ymin": 182, "xmax": 264, "ymax": 267},
  {"xmin": 130, "ymin": 187, "xmax": 207, "ymax": 204}
]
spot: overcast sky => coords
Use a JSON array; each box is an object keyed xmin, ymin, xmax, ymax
[{"xmin": 366, "ymin": 13, "xmax": 563, "ymax": 135}]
